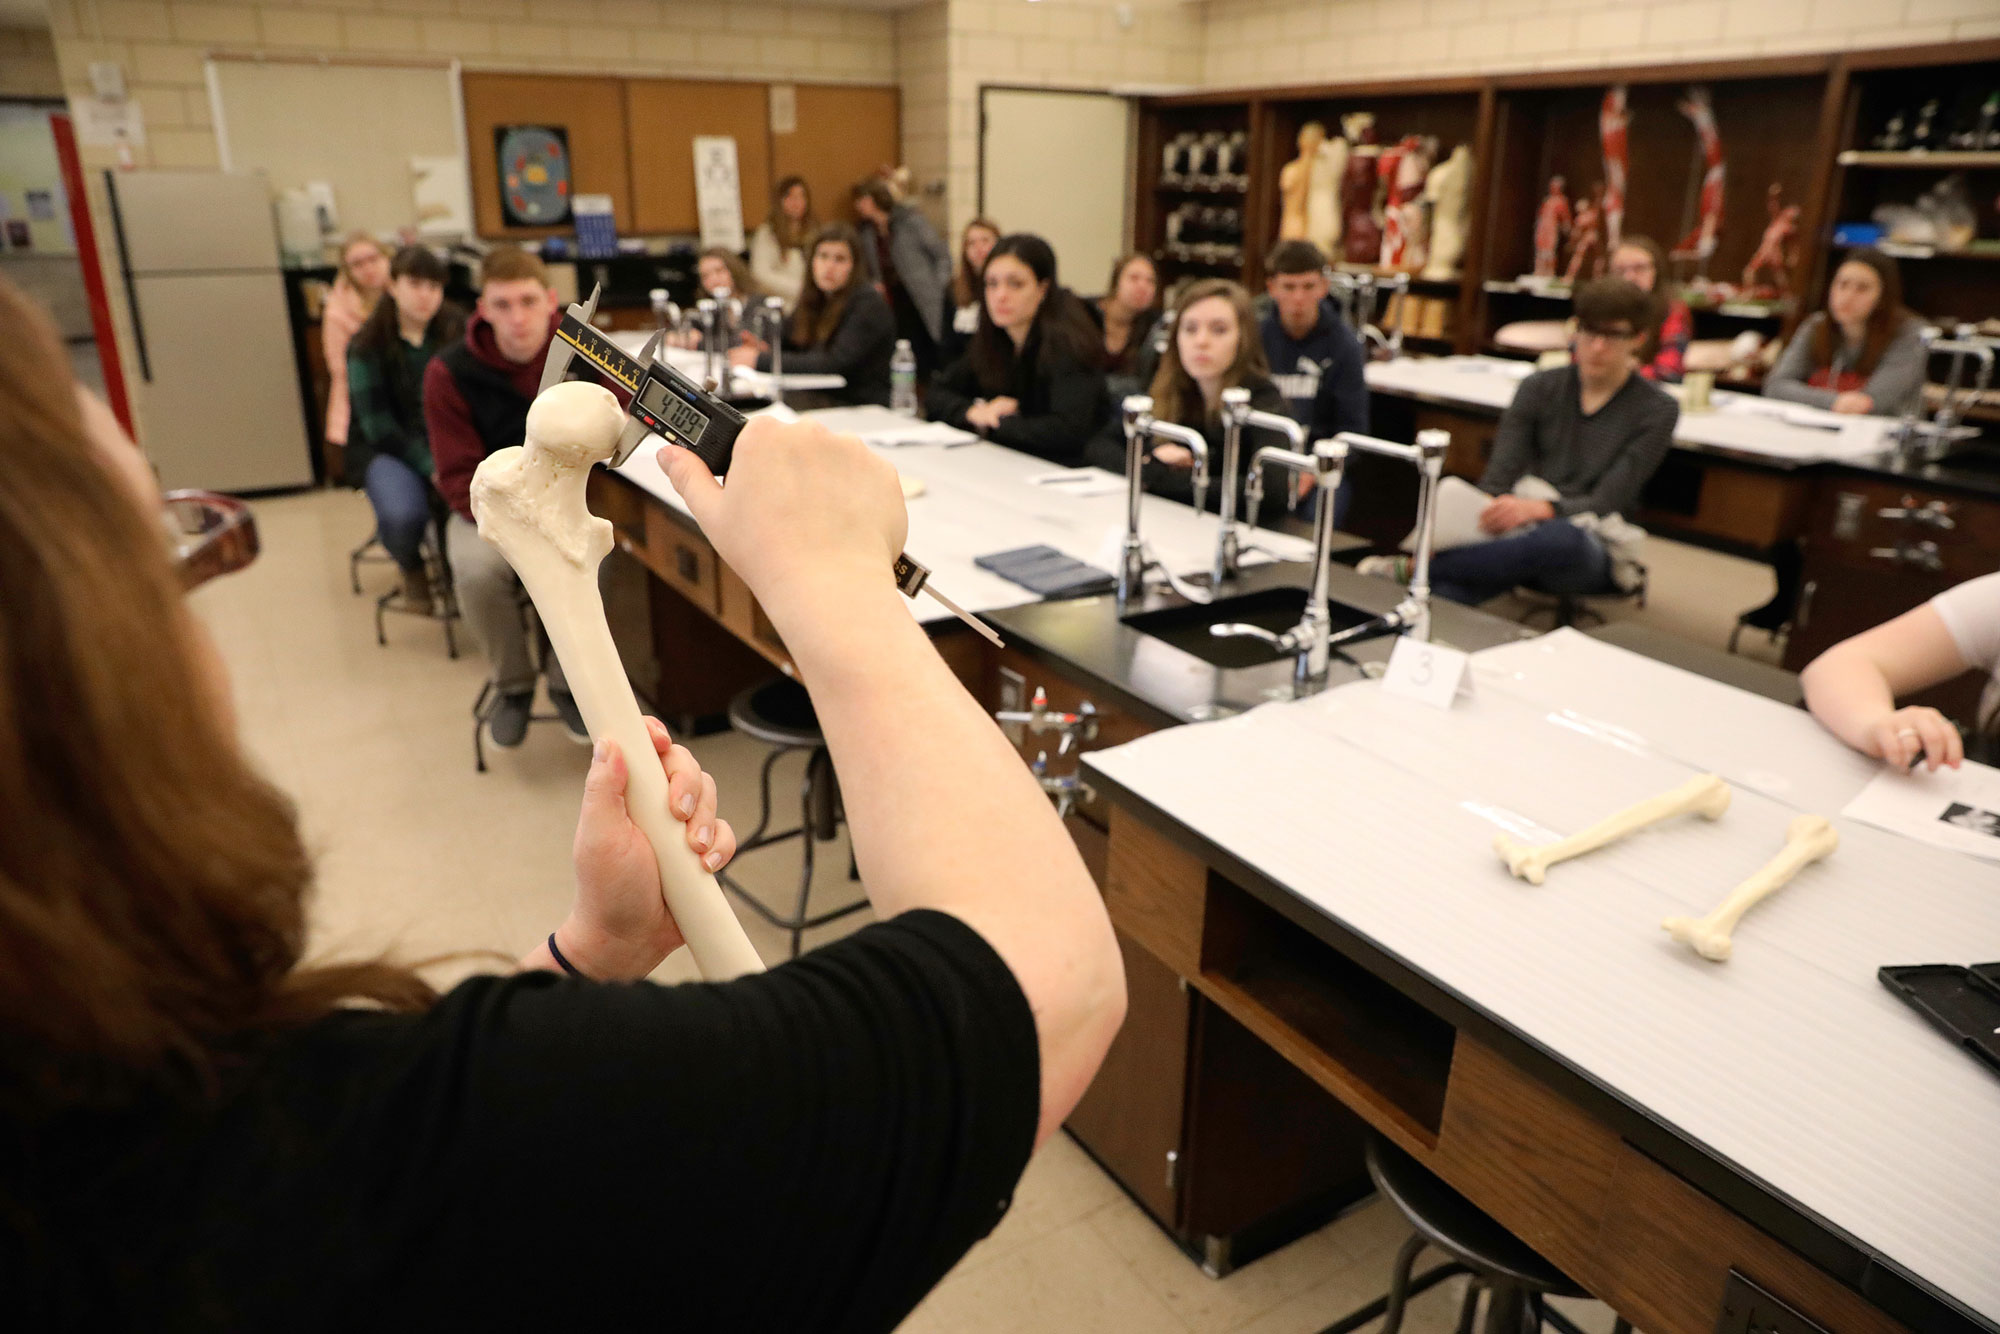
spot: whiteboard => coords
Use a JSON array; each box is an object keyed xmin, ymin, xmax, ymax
[
  {"xmin": 209, "ymin": 56, "xmax": 469, "ymax": 239},
  {"xmin": 979, "ymin": 87, "xmax": 1130, "ymax": 300}
]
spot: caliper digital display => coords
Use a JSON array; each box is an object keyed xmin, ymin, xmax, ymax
[{"xmin": 550, "ymin": 313, "xmax": 744, "ymax": 476}]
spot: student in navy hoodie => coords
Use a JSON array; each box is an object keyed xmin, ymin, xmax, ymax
[{"xmin": 1257, "ymin": 239, "xmax": 1367, "ymax": 521}]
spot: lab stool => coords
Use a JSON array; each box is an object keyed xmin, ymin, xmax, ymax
[
  {"xmin": 471, "ymin": 591, "xmax": 561, "ymax": 773},
  {"xmin": 717, "ymin": 678, "xmax": 868, "ymax": 959},
  {"xmin": 1518, "ymin": 564, "xmax": 1648, "ymax": 632},
  {"xmin": 349, "ymin": 527, "xmax": 394, "ymax": 594},
  {"xmin": 372, "ymin": 515, "xmax": 460, "ymax": 658},
  {"xmin": 1318, "ymin": 1136, "xmax": 1633, "ymax": 1334}
]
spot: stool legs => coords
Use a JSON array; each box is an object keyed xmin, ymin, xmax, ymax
[
  {"xmin": 719, "ymin": 743, "xmax": 867, "ymax": 959},
  {"xmin": 1380, "ymin": 1232, "xmax": 1426, "ymax": 1334}
]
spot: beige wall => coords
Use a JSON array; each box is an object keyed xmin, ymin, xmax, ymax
[
  {"xmin": 1201, "ymin": 0, "xmax": 2000, "ymax": 88},
  {"xmin": 0, "ymin": 26, "xmax": 62, "ymax": 99}
]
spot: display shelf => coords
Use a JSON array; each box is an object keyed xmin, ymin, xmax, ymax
[
  {"xmin": 1875, "ymin": 242, "xmax": 2000, "ymax": 262},
  {"xmin": 1157, "ymin": 180, "xmax": 1249, "ymax": 196},
  {"xmin": 1837, "ymin": 149, "xmax": 2000, "ymax": 168}
]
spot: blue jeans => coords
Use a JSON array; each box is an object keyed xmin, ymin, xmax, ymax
[
  {"xmin": 1428, "ymin": 519, "xmax": 1613, "ymax": 606},
  {"xmin": 363, "ymin": 454, "xmax": 432, "ymax": 573}
]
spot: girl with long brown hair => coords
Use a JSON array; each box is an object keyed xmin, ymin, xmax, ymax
[
  {"xmin": 0, "ymin": 269, "xmax": 1128, "ymax": 1328},
  {"xmin": 320, "ymin": 230, "xmax": 390, "ymax": 449},
  {"xmin": 750, "ymin": 175, "xmax": 815, "ymax": 306},
  {"xmin": 1090, "ymin": 252, "xmax": 1161, "ymax": 379},
  {"xmin": 925, "ymin": 233, "xmax": 1106, "ymax": 465},
  {"xmin": 1135, "ymin": 278, "xmax": 1288, "ymax": 513},
  {"xmin": 1768, "ymin": 248, "xmax": 1927, "ymax": 416},
  {"xmin": 940, "ymin": 216, "xmax": 999, "ymax": 368},
  {"xmin": 732, "ymin": 222, "xmax": 895, "ymax": 406}
]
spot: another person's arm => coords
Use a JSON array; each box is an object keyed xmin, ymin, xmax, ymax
[
  {"xmin": 320, "ymin": 287, "xmax": 358, "ymax": 446},
  {"xmin": 924, "ymin": 355, "xmax": 982, "ymax": 430},
  {"xmin": 1476, "ymin": 372, "xmax": 1545, "ymax": 497},
  {"xmin": 660, "ymin": 424, "xmax": 1126, "ymax": 1148},
  {"xmin": 1856, "ymin": 318, "xmax": 1929, "ymax": 418},
  {"xmin": 424, "ymin": 357, "xmax": 482, "ymax": 519},
  {"xmin": 1802, "ymin": 595, "xmax": 1981, "ymax": 771},
  {"xmin": 1765, "ymin": 314, "xmax": 1837, "ymax": 409},
  {"xmin": 988, "ymin": 359, "xmax": 1104, "ymax": 465},
  {"xmin": 342, "ymin": 348, "xmax": 389, "ymax": 484}
]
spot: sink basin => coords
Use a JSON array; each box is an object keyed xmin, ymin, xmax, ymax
[{"xmin": 1121, "ymin": 587, "xmax": 1381, "ymax": 669}]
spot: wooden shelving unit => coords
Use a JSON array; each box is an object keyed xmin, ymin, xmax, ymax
[{"xmin": 1132, "ymin": 39, "xmax": 2000, "ymax": 359}]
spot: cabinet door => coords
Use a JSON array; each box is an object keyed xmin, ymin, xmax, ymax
[{"xmin": 1065, "ymin": 927, "xmax": 1191, "ymax": 1228}]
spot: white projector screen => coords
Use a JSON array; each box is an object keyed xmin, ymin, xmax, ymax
[{"xmin": 979, "ymin": 87, "xmax": 1131, "ymax": 300}]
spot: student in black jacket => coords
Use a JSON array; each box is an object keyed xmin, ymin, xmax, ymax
[
  {"xmin": 1098, "ymin": 277, "xmax": 1291, "ymax": 515},
  {"xmin": 732, "ymin": 223, "xmax": 894, "ymax": 406},
  {"xmin": 925, "ymin": 233, "xmax": 1107, "ymax": 466}
]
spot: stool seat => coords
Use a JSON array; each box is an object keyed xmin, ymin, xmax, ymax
[
  {"xmin": 728, "ymin": 679, "xmax": 823, "ymax": 749},
  {"xmin": 1366, "ymin": 1137, "xmax": 1584, "ymax": 1295}
]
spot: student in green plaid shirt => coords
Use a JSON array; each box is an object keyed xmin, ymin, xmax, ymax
[{"xmin": 346, "ymin": 246, "xmax": 464, "ymax": 613}]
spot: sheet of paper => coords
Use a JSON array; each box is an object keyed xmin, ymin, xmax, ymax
[
  {"xmin": 1401, "ymin": 474, "xmax": 1489, "ymax": 552},
  {"xmin": 1843, "ymin": 761, "xmax": 2000, "ymax": 863}
]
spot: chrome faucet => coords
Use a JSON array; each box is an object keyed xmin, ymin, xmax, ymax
[
  {"xmin": 1210, "ymin": 427, "xmax": 1450, "ymax": 691},
  {"xmin": 759, "ymin": 295, "xmax": 787, "ymax": 405},
  {"xmin": 648, "ymin": 287, "xmax": 680, "ymax": 333},
  {"xmin": 1117, "ymin": 394, "xmax": 1212, "ymax": 613},
  {"xmin": 1894, "ymin": 327, "xmax": 1994, "ymax": 464},
  {"xmin": 1217, "ymin": 387, "xmax": 1306, "ymax": 587},
  {"xmin": 696, "ymin": 297, "xmax": 721, "ymax": 395},
  {"xmin": 1331, "ymin": 270, "xmax": 1409, "ymax": 360}
]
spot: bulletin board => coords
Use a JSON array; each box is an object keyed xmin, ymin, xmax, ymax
[
  {"xmin": 770, "ymin": 84, "xmax": 901, "ymax": 235},
  {"xmin": 210, "ymin": 55, "xmax": 465, "ymax": 238},
  {"xmin": 981, "ymin": 87, "xmax": 1132, "ymax": 298},
  {"xmin": 624, "ymin": 79, "xmax": 771, "ymax": 237},
  {"xmin": 462, "ymin": 71, "xmax": 631, "ymax": 239}
]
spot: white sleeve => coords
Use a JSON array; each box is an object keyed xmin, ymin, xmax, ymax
[{"xmin": 1929, "ymin": 572, "xmax": 2000, "ymax": 677}]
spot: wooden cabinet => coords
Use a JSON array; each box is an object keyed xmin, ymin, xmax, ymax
[
  {"xmin": 1784, "ymin": 473, "xmax": 2000, "ymax": 722},
  {"xmin": 626, "ymin": 80, "xmax": 773, "ymax": 236}
]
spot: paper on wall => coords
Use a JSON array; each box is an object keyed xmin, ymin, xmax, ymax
[
  {"xmin": 693, "ymin": 136, "xmax": 744, "ymax": 253},
  {"xmin": 410, "ymin": 155, "xmax": 471, "ymax": 237},
  {"xmin": 1841, "ymin": 760, "xmax": 2000, "ymax": 864}
]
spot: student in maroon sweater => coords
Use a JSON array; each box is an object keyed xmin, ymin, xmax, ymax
[{"xmin": 426, "ymin": 246, "xmax": 590, "ymax": 748}]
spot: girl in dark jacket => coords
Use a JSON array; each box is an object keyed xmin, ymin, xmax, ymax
[
  {"xmin": 733, "ymin": 223, "xmax": 895, "ymax": 407},
  {"xmin": 925, "ymin": 233, "xmax": 1107, "ymax": 466}
]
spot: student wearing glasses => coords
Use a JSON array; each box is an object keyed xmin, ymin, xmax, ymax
[{"xmin": 1361, "ymin": 277, "xmax": 1676, "ymax": 606}]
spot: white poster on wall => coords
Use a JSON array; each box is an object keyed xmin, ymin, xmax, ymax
[
  {"xmin": 692, "ymin": 135, "xmax": 744, "ymax": 252},
  {"xmin": 75, "ymin": 96, "xmax": 144, "ymax": 148},
  {"xmin": 410, "ymin": 155, "xmax": 471, "ymax": 238}
]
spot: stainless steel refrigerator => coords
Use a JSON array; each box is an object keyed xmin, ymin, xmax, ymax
[{"xmin": 106, "ymin": 169, "xmax": 313, "ymax": 493}]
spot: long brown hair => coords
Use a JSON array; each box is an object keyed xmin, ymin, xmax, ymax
[
  {"xmin": 1147, "ymin": 278, "xmax": 1269, "ymax": 426},
  {"xmin": 766, "ymin": 175, "xmax": 815, "ymax": 252},
  {"xmin": 0, "ymin": 276, "xmax": 434, "ymax": 1127},
  {"xmin": 952, "ymin": 217, "xmax": 1000, "ymax": 308},
  {"xmin": 351, "ymin": 245, "xmax": 465, "ymax": 435},
  {"xmin": 697, "ymin": 246, "xmax": 760, "ymax": 301},
  {"xmin": 791, "ymin": 223, "xmax": 865, "ymax": 349},
  {"xmin": 1808, "ymin": 248, "xmax": 1909, "ymax": 379},
  {"xmin": 967, "ymin": 233, "xmax": 1104, "ymax": 395},
  {"xmin": 335, "ymin": 229, "xmax": 388, "ymax": 315}
]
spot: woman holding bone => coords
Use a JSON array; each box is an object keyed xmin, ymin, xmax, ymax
[{"xmin": 0, "ymin": 274, "xmax": 1123, "ymax": 1329}]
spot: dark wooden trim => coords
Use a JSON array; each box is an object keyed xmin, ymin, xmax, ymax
[
  {"xmin": 1139, "ymin": 89, "xmax": 1260, "ymax": 110},
  {"xmin": 1840, "ymin": 38, "xmax": 2000, "ymax": 71},
  {"xmin": 1796, "ymin": 59, "xmax": 1853, "ymax": 330},
  {"xmin": 1243, "ymin": 75, "xmax": 1492, "ymax": 103},
  {"xmin": 1490, "ymin": 52, "xmax": 1832, "ymax": 90},
  {"xmin": 1455, "ymin": 83, "xmax": 1500, "ymax": 356}
]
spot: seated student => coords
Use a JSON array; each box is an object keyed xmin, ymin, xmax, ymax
[
  {"xmin": 1361, "ymin": 277, "xmax": 1676, "ymax": 606},
  {"xmin": 669, "ymin": 248, "xmax": 762, "ymax": 350},
  {"xmin": 1801, "ymin": 574, "xmax": 2000, "ymax": 771},
  {"xmin": 1093, "ymin": 277, "xmax": 1290, "ymax": 514},
  {"xmin": 731, "ymin": 223, "xmax": 896, "ymax": 407},
  {"xmin": 924, "ymin": 233, "xmax": 1106, "ymax": 465},
  {"xmin": 344, "ymin": 245, "xmax": 463, "ymax": 613},
  {"xmin": 1767, "ymin": 248, "xmax": 1927, "ymax": 416},
  {"xmin": 427, "ymin": 246, "xmax": 594, "ymax": 746},
  {"xmin": 1089, "ymin": 253, "xmax": 1161, "ymax": 389},
  {"xmin": 1608, "ymin": 235, "xmax": 1690, "ymax": 383},
  {"xmin": 749, "ymin": 175, "xmax": 814, "ymax": 308},
  {"xmin": 939, "ymin": 217, "xmax": 999, "ymax": 370},
  {"xmin": 321, "ymin": 231, "xmax": 391, "ymax": 452},
  {"xmin": 1259, "ymin": 240, "xmax": 1368, "ymax": 442},
  {"xmin": 1, "ymin": 265, "xmax": 1125, "ymax": 1327}
]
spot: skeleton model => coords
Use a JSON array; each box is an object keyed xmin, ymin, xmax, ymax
[
  {"xmin": 1740, "ymin": 183, "xmax": 1801, "ymax": 298},
  {"xmin": 1671, "ymin": 86, "xmax": 1726, "ymax": 271},
  {"xmin": 1599, "ymin": 85, "xmax": 1630, "ymax": 254},
  {"xmin": 1564, "ymin": 184, "xmax": 1606, "ymax": 286},
  {"xmin": 1534, "ymin": 176, "xmax": 1572, "ymax": 279},
  {"xmin": 1341, "ymin": 112, "xmax": 1384, "ymax": 266},
  {"xmin": 1381, "ymin": 135, "xmax": 1434, "ymax": 271}
]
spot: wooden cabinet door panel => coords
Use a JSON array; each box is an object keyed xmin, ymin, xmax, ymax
[
  {"xmin": 464, "ymin": 73, "xmax": 631, "ymax": 238},
  {"xmin": 771, "ymin": 85, "xmax": 900, "ymax": 240},
  {"xmin": 626, "ymin": 80, "xmax": 772, "ymax": 236}
]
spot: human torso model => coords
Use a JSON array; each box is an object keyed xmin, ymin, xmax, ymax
[
  {"xmin": 1308, "ymin": 133, "xmax": 1345, "ymax": 256},
  {"xmin": 1564, "ymin": 186, "xmax": 1605, "ymax": 285},
  {"xmin": 1340, "ymin": 113, "xmax": 1383, "ymax": 266},
  {"xmin": 1534, "ymin": 176, "xmax": 1572, "ymax": 278},
  {"xmin": 1381, "ymin": 134, "xmax": 1434, "ymax": 271},
  {"xmin": 1421, "ymin": 145, "xmax": 1473, "ymax": 281},
  {"xmin": 1278, "ymin": 122, "xmax": 1324, "ymax": 241},
  {"xmin": 1740, "ymin": 183, "xmax": 1801, "ymax": 298}
]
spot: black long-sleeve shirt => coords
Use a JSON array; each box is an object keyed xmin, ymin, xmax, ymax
[
  {"xmin": 16, "ymin": 911, "xmax": 1038, "ymax": 1333},
  {"xmin": 1480, "ymin": 365, "xmax": 1676, "ymax": 519},
  {"xmin": 760, "ymin": 285, "xmax": 897, "ymax": 407},
  {"xmin": 925, "ymin": 329, "xmax": 1107, "ymax": 466}
]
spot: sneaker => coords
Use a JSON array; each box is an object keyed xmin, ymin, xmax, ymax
[
  {"xmin": 399, "ymin": 566, "xmax": 434, "ymax": 616},
  {"xmin": 488, "ymin": 691, "xmax": 534, "ymax": 749},
  {"xmin": 550, "ymin": 688, "xmax": 591, "ymax": 744},
  {"xmin": 1357, "ymin": 554, "xmax": 1410, "ymax": 582}
]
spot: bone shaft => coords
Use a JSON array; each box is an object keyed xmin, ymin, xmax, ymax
[
  {"xmin": 1706, "ymin": 839, "xmax": 1830, "ymax": 931},
  {"xmin": 1543, "ymin": 776, "xmax": 1719, "ymax": 863},
  {"xmin": 528, "ymin": 563, "xmax": 766, "ymax": 981}
]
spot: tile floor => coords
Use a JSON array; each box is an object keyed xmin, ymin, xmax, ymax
[{"xmin": 193, "ymin": 487, "xmax": 1767, "ymax": 1332}]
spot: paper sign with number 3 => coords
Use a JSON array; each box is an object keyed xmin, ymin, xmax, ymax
[{"xmin": 1382, "ymin": 636, "xmax": 1472, "ymax": 710}]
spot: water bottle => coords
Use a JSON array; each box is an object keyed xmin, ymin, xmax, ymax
[{"xmin": 890, "ymin": 339, "xmax": 918, "ymax": 416}]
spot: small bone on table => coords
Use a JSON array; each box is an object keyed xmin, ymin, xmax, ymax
[
  {"xmin": 1494, "ymin": 772, "xmax": 1732, "ymax": 885},
  {"xmin": 1662, "ymin": 814, "xmax": 1840, "ymax": 962}
]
